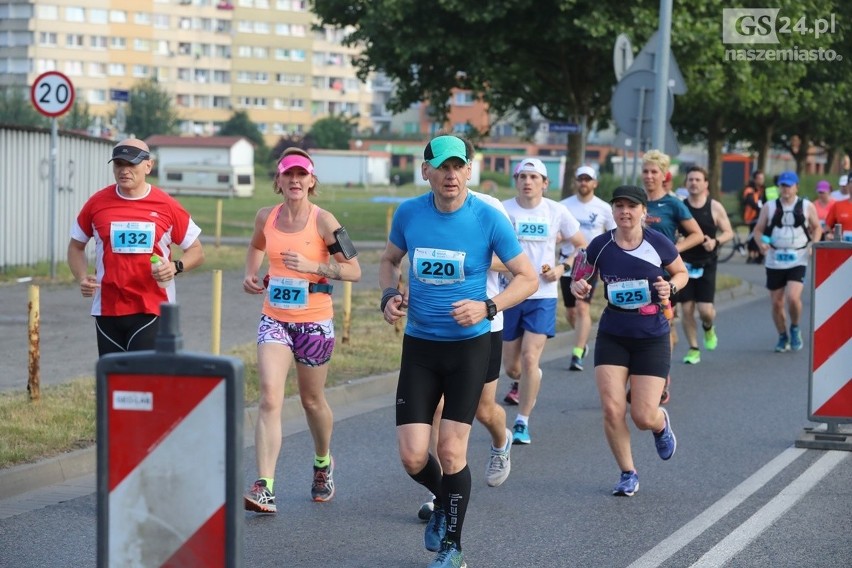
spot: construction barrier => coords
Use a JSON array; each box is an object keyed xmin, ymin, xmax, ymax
[
  {"xmin": 96, "ymin": 304, "xmax": 244, "ymax": 567},
  {"xmin": 797, "ymin": 241, "xmax": 852, "ymax": 450}
]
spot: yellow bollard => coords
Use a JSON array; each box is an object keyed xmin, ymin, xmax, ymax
[
  {"xmin": 342, "ymin": 281, "xmax": 352, "ymax": 344},
  {"xmin": 28, "ymin": 285, "xmax": 41, "ymax": 401},
  {"xmin": 215, "ymin": 199, "xmax": 223, "ymax": 248},
  {"xmin": 211, "ymin": 270, "xmax": 222, "ymax": 354}
]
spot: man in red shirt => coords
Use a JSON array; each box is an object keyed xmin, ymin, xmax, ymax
[{"xmin": 67, "ymin": 138, "xmax": 204, "ymax": 356}]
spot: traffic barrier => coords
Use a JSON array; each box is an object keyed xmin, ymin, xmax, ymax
[
  {"xmin": 96, "ymin": 304, "xmax": 244, "ymax": 567},
  {"xmin": 796, "ymin": 241, "xmax": 852, "ymax": 450}
]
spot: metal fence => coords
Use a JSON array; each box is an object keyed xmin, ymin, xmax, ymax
[{"xmin": 0, "ymin": 124, "xmax": 113, "ymax": 271}]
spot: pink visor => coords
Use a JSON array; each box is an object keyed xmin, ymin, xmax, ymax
[{"xmin": 277, "ymin": 154, "xmax": 314, "ymax": 174}]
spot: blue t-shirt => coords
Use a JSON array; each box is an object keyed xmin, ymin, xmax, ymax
[
  {"xmin": 390, "ymin": 192, "xmax": 523, "ymax": 341},
  {"xmin": 645, "ymin": 194, "xmax": 693, "ymax": 244},
  {"xmin": 586, "ymin": 228, "xmax": 678, "ymax": 338}
]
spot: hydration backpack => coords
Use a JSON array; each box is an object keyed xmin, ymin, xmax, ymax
[{"xmin": 769, "ymin": 198, "xmax": 811, "ymax": 242}]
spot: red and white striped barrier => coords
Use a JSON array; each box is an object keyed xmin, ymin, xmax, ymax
[{"xmin": 808, "ymin": 244, "xmax": 852, "ymax": 421}]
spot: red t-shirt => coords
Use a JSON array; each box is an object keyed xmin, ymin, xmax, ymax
[
  {"xmin": 70, "ymin": 184, "xmax": 201, "ymax": 316},
  {"xmin": 825, "ymin": 199, "xmax": 852, "ymax": 237}
]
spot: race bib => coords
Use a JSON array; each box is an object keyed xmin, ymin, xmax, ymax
[
  {"xmin": 267, "ymin": 277, "xmax": 309, "ymax": 309},
  {"xmin": 684, "ymin": 262, "xmax": 704, "ymax": 279},
  {"xmin": 774, "ymin": 249, "xmax": 797, "ymax": 264},
  {"xmin": 515, "ymin": 217, "xmax": 549, "ymax": 241},
  {"xmin": 606, "ymin": 279, "xmax": 651, "ymax": 310},
  {"xmin": 110, "ymin": 221, "xmax": 155, "ymax": 254},
  {"xmin": 413, "ymin": 248, "xmax": 465, "ymax": 285}
]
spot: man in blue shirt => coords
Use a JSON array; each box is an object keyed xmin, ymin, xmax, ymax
[{"xmin": 379, "ymin": 135, "xmax": 537, "ymax": 568}]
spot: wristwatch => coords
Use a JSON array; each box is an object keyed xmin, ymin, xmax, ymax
[
  {"xmin": 484, "ymin": 298, "xmax": 497, "ymax": 321},
  {"xmin": 669, "ymin": 282, "xmax": 678, "ymax": 296},
  {"xmin": 173, "ymin": 260, "xmax": 184, "ymax": 274},
  {"xmin": 562, "ymin": 261, "xmax": 572, "ymax": 273}
]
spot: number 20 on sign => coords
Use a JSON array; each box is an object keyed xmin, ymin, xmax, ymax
[{"xmin": 30, "ymin": 71, "xmax": 75, "ymax": 117}]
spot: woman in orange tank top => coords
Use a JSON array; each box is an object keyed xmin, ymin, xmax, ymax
[{"xmin": 242, "ymin": 148, "xmax": 361, "ymax": 512}]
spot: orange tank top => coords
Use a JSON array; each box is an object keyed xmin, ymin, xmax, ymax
[{"xmin": 262, "ymin": 204, "xmax": 334, "ymax": 323}]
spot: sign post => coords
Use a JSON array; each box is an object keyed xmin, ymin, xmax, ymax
[
  {"xmin": 96, "ymin": 305, "xmax": 244, "ymax": 567},
  {"xmin": 31, "ymin": 71, "xmax": 75, "ymax": 280}
]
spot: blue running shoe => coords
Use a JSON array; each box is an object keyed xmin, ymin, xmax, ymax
[
  {"xmin": 654, "ymin": 408, "xmax": 677, "ymax": 460},
  {"xmin": 512, "ymin": 421, "xmax": 531, "ymax": 445},
  {"xmin": 612, "ymin": 471, "xmax": 639, "ymax": 497},
  {"xmin": 424, "ymin": 507, "xmax": 447, "ymax": 552},
  {"xmin": 774, "ymin": 333, "xmax": 790, "ymax": 353},
  {"xmin": 569, "ymin": 354, "xmax": 584, "ymax": 371},
  {"xmin": 427, "ymin": 539, "xmax": 467, "ymax": 568},
  {"xmin": 790, "ymin": 326, "xmax": 803, "ymax": 351}
]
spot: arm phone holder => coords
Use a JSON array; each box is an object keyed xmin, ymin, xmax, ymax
[{"xmin": 570, "ymin": 249, "xmax": 594, "ymax": 282}]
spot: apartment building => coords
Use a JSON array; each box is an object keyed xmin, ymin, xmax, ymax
[{"xmin": 0, "ymin": 0, "xmax": 374, "ymax": 146}]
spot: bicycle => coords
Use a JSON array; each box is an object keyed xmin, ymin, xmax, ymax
[{"xmin": 717, "ymin": 223, "xmax": 749, "ymax": 263}]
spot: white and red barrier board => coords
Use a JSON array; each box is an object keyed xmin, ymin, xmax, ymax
[
  {"xmin": 107, "ymin": 373, "xmax": 226, "ymax": 567},
  {"xmin": 810, "ymin": 246, "xmax": 852, "ymax": 420}
]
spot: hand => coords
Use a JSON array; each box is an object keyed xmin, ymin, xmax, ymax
[
  {"xmin": 281, "ymin": 250, "xmax": 310, "ymax": 273},
  {"xmin": 653, "ymin": 276, "xmax": 670, "ymax": 300},
  {"xmin": 450, "ymin": 299, "xmax": 485, "ymax": 327},
  {"xmin": 382, "ymin": 293, "xmax": 406, "ymax": 324},
  {"xmin": 702, "ymin": 236, "xmax": 716, "ymax": 252},
  {"xmin": 79, "ymin": 275, "xmax": 99, "ymax": 298},
  {"xmin": 243, "ymin": 275, "xmax": 265, "ymax": 295},
  {"xmin": 570, "ymin": 279, "xmax": 591, "ymax": 299},
  {"xmin": 151, "ymin": 261, "xmax": 174, "ymax": 284}
]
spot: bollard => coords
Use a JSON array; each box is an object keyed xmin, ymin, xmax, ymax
[
  {"xmin": 215, "ymin": 198, "xmax": 223, "ymax": 248},
  {"xmin": 342, "ymin": 280, "xmax": 352, "ymax": 344},
  {"xmin": 27, "ymin": 285, "xmax": 41, "ymax": 401},
  {"xmin": 211, "ymin": 269, "xmax": 222, "ymax": 355},
  {"xmin": 97, "ymin": 303, "xmax": 244, "ymax": 567}
]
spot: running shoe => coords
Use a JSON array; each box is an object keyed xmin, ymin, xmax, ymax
[
  {"xmin": 569, "ymin": 354, "xmax": 584, "ymax": 371},
  {"xmin": 703, "ymin": 326, "xmax": 718, "ymax": 351},
  {"xmin": 683, "ymin": 348, "xmax": 701, "ymax": 365},
  {"xmin": 424, "ymin": 507, "xmax": 447, "ymax": 552},
  {"xmin": 512, "ymin": 421, "xmax": 531, "ymax": 445},
  {"xmin": 418, "ymin": 496, "xmax": 435, "ymax": 522},
  {"xmin": 244, "ymin": 479, "xmax": 276, "ymax": 513},
  {"xmin": 612, "ymin": 470, "xmax": 639, "ymax": 497},
  {"xmin": 654, "ymin": 408, "xmax": 677, "ymax": 460},
  {"xmin": 427, "ymin": 539, "xmax": 467, "ymax": 568},
  {"xmin": 790, "ymin": 326, "xmax": 803, "ymax": 351},
  {"xmin": 774, "ymin": 333, "xmax": 790, "ymax": 353},
  {"xmin": 503, "ymin": 381, "xmax": 520, "ymax": 405},
  {"xmin": 311, "ymin": 457, "xmax": 335, "ymax": 502},
  {"xmin": 485, "ymin": 427, "xmax": 512, "ymax": 487}
]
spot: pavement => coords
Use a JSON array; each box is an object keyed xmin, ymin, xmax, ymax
[{"xmin": 0, "ymin": 242, "xmax": 759, "ymax": 517}]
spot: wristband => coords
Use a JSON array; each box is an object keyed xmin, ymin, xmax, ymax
[{"xmin": 380, "ymin": 287, "xmax": 400, "ymax": 312}]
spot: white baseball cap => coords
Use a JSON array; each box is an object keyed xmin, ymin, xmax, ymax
[
  {"xmin": 840, "ymin": 175, "xmax": 849, "ymax": 187},
  {"xmin": 514, "ymin": 158, "xmax": 548, "ymax": 178},
  {"xmin": 575, "ymin": 165, "xmax": 597, "ymax": 180}
]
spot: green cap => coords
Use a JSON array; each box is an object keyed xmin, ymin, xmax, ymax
[{"xmin": 424, "ymin": 135, "xmax": 468, "ymax": 167}]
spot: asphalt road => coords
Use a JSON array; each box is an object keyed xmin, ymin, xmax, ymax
[{"xmin": 1, "ymin": 256, "xmax": 850, "ymax": 567}]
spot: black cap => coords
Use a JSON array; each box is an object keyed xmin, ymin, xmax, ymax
[
  {"xmin": 610, "ymin": 185, "xmax": 647, "ymax": 206},
  {"xmin": 108, "ymin": 145, "xmax": 151, "ymax": 165}
]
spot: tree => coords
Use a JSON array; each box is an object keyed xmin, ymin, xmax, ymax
[
  {"xmin": 219, "ymin": 110, "xmax": 267, "ymax": 160},
  {"xmin": 313, "ymin": 0, "xmax": 649, "ymax": 197},
  {"xmin": 309, "ymin": 114, "xmax": 355, "ymax": 149},
  {"xmin": 123, "ymin": 79, "xmax": 179, "ymax": 139},
  {"xmin": 0, "ymin": 87, "xmax": 49, "ymax": 128},
  {"xmin": 60, "ymin": 100, "xmax": 94, "ymax": 132}
]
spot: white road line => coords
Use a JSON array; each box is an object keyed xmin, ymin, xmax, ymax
[
  {"xmin": 690, "ymin": 450, "xmax": 848, "ymax": 567},
  {"xmin": 627, "ymin": 447, "xmax": 806, "ymax": 568}
]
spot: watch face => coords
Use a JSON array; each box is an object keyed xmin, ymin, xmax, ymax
[{"xmin": 174, "ymin": 260, "xmax": 184, "ymax": 273}]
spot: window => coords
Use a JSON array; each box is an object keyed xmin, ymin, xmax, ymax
[
  {"xmin": 155, "ymin": 40, "xmax": 169, "ymax": 55},
  {"xmin": 213, "ymin": 96, "xmax": 229, "ymax": 108},
  {"xmin": 254, "ymin": 72, "xmax": 268, "ymax": 83},
  {"xmin": 176, "ymin": 94, "xmax": 190, "ymax": 107},
  {"xmin": 37, "ymin": 5, "xmax": 58, "ymax": 19},
  {"xmin": 88, "ymin": 89, "xmax": 107, "ymax": 104},
  {"xmin": 133, "ymin": 65, "xmax": 149, "ymax": 77},
  {"xmin": 108, "ymin": 63, "xmax": 126, "ymax": 76},
  {"xmin": 110, "ymin": 37, "xmax": 126, "ymax": 49},
  {"xmin": 177, "ymin": 68, "xmax": 191, "ymax": 81},
  {"xmin": 453, "ymin": 91, "xmax": 475, "ymax": 106},
  {"xmin": 252, "ymin": 46, "xmax": 268, "ymax": 58},
  {"xmin": 154, "ymin": 14, "xmax": 170, "ymax": 28},
  {"xmin": 167, "ymin": 172, "xmax": 183, "ymax": 181},
  {"xmin": 215, "ymin": 45, "xmax": 230, "ymax": 58},
  {"xmin": 39, "ymin": 32, "xmax": 58, "ymax": 46},
  {"xmin": 109, "ymin": 10, "xmax": 127, "ymax": 23},
  {"xmin": 89, "ymin": 8, "xmax": 107, "ymax": 23},
  {"xmin": 134, "ymin": 12, "xmax": 151, "ymax": 24},
  {"xmin": 237, "ymin": 20, "xmax": 252, "ymax": 32},
  {"xmin": 91, "ymin": 36, "xmax": 107, "ymax": 49},
  {"xmin": 89, "ymin": 62, "xmax": 107, "ymax": 76},
  {"xmin": 134, "ymin": 39, "xmax": 150, "ymax": 51},
  {"xmin": 255, "ymin": 0, "xmax": 269, "ymax": 7},
  {"xmin": 213, "ymin": 70, "xmax": 229, "ymax": 83},
  {"xmin": 275, "ymin": 23, "xmax": 290, "ymax": 35},
  {"xmin": 291, "ymin": 24, "xmax": 306, "ymax": 37},
  {"xmin": 236, "ymin": 71, "xmax": 251, "ymax": 83},
  {"xmin": 65, "ymin": 7, "xmax": 85, "ymax": 22},
  {"xmin": 37, "ymin": 59, "xmax": 57, "ymax": 72},
  {"xmin": 64, "ymin": 60, "xmax": 84, "ymax": 75},
  {"xmin": 237, "ymin": 46, "xmax": 251, "ymax": 57},
  {"xmin": 291, "ymin": 49, "xmax": 305, "ymax": 61},
  {"xmin": 195, "ymin": 69, "xmax": 210, "ymax": 83},
  {"xmin": 66, "ymin": 34, "xmax": 84, "ymax": 48},
  {"xmin": 254, "ymin": 21, "xmax": 269, "ymax": 34}
]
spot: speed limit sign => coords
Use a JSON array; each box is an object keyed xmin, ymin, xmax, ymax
[{"xmin": 30, "ymin": 71, "xmax": 75, "ymax": 117}]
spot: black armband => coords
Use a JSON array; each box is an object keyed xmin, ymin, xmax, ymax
[
  {"xmin": 380, "ymin": 287, "xmax": 400, "ymax": 312},
  {"xmin": 327, "ymin": 226, "xmax": 358, "ymax": 259}
]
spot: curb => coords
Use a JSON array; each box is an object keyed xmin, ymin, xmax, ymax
[{"xmin": 0, "ymin": 276, "xmax": 755, "ymax": 501}]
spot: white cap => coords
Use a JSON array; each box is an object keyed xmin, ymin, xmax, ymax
[
  {"xmin": 575, "ymin": 165, "xmax": 597, "ymax": 180},
  {"xmin": 841, "ymin": 175, "xmax": 849, "ymax": 187},
  {"xmin": 514, "ymin": 157, "xmax": 548, "ymax": 178}
]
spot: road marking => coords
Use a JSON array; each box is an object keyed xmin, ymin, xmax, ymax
[
  {"xmin": 690, "ymin": 450, "xmax": 848, "ymax": 567},
  {"xmin": 627, "ymin": 446, "xmax": 806, "ymax": 568}
]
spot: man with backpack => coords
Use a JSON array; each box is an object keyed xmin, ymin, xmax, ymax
[{"xmin": 753, "ymin": 171, "xmax": 822, "ymax": 352}]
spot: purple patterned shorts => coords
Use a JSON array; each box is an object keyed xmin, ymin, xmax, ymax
[{"xmin": 257, "ymin": 315, "xmax": 335, "ymax": 367}]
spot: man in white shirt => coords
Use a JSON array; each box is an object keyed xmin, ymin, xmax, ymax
[
  {"xmin": 831, "ymin": 174, "xmax": 850, "ymax": 202},
  {"xmin": 558, "ymin": 166, "xmax": 615, "ymax": 371}
]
